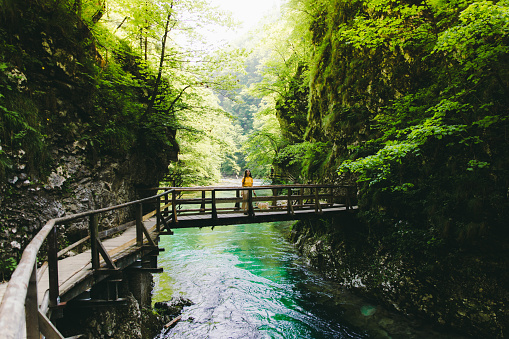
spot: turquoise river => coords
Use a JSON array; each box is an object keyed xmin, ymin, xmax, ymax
[{"xmin": 152, "ymin": 221, "xmax": 466, "ymax": 338}]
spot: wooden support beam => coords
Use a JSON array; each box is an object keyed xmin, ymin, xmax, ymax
[
  {"xmin": 235, "ymin": 189, "xmax": 240, "ymax": 209},
  {"xmin": 67, "ymin": 298, "xmax": 128, "ymax": 308},
  {"xmin": 140, "ymin": 222, "xmax": 157, "ymax": 247},
  {"xmin": 347, "ymin": 186, "xmax": 353, "ymax": 210},
  {"xmin": 48, "ymin": 225, "xmax": 59, "ymax": 308},
  {"xmin": 94, "ymin": 268, "xmax": 121, "ymax": 278},
  {"xmin": 26, "ymin": 262, "xmax": 39, "ymax": 339},
  {"xmin": 287, "ymin": 188, "xmax": 294, "ymax": 215},
  {"xmin": 156, "ymin": 196, "xmax": 161, "ymax": 233},
  {"xmin": 90, "ymin": 214, "xmax": 100, "ymax": 270},
  {"xmin": 200, "ymin": 191, "xmax": 206, "ymax": 213},
  {"xmin": 172, "ymin": 191, "xmax": 178, "ymax": 224},
  {"xmin": 212, "ymin": 190, "xmax": 217, "ymax": 220},
  {"xmin": 164, "ymin": 192, "xmax": 169, "ymax": 216},
  {"xmin": 136, "ymin": 203, "xmax": 144, "ymax": 247},
  {"xmin": 38, "ymin": 310, "xmax": 64, "ymax": 339},
  {"xmin": 57, "ymin": 236, "xmax": 90, "ymax": 259},
  {"xmin": 314, "ymin": 187, "xmax": 323, "ymax": 214},
  {"xmin": 129, "ymin": 267, "xmax": 163, "ymax": 273},
  {"xmin": 157, "ymin": 209, "xmax": 170, "ymax": 231},
  {"xmin": 248, "ymin": 190, "xmax": 255, "ymax": 217},
  {"xmin": 96, "ymin": 239, "xmax": 117, "ymax": 269}
]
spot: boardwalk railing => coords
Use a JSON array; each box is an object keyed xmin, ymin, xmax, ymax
[
  {"xmin": 144, "ymin": 184, "xmax": 356, "ymax": 227},
  {"xmin": 0, "ymin": 189, "xmax": 175, "ymax": 339},
  {"xmin": 0, "ymin": 184, "xmax": 356, "ymax": 339}
]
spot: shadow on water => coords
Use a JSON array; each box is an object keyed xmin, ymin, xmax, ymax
[{"xmin": 153, "ymin": 180, "xmax": 468, "ymax": 338}]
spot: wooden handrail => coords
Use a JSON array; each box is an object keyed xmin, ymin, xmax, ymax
[
  {"xmin": 141, "ymin": 184, "xmax": 353, "ymax": 191},
  {"xmin": 163, "ymin": 184, "xmax": 356, "ymax": 221},
  {"xmin": 0, "ymin": 184, "xmax": 355, "ymax": 339},
  {"xmin": 0, "ymin": 188, "xmax": 175, "ymax": 339}
]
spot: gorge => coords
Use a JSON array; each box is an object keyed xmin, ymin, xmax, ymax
[{"xmin": 1, "ymin": 0, "xmax": 508, "ymax": 338}]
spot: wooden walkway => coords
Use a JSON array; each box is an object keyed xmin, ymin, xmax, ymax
[
  {"xmin": 172, "ymin": 204, "xmax": 354, "ymax": 228},
  {"xmin": 0, "ymin": 184, "xmax": 356, "ymax": 339},
  {"xmin": 35, "ymin": 218, "xmax": 159, "ymax": 309},
  {"xmin": 154, "ymin": 184, "xmax": 356, "ymax": 230}
]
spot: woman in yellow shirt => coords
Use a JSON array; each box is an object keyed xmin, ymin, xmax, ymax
[{"xmin": 241, "ymin": 169, "xmax": 253, "ymax": 213}]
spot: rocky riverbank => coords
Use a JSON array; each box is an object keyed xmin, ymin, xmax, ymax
[
  {"xmin": 288, "ymin": 217, "xmax": 508, "ymax": 338},
  {"xmin": 55, "ymin": 270, "xmax": 192, "ymax": 339}
]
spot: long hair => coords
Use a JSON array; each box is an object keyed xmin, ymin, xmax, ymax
[{"xmin": 243, "ymin": 169, "xmax": 252, "ymax": 178}]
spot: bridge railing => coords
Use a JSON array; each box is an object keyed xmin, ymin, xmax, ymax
[
  {"xmin": 146, "ymin": 184, "xmax": 356, "ymax": 224},
  {"xmin": 0, "ymin": 184, "xmax": 356, "ymax": 338},
  {"xmin": 0, "ymin": 188, "xmax": 175, "ymax": 339}
]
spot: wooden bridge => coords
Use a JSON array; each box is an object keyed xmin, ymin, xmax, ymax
[{"xmin": 0, "ymin": 184, "xmax": 356, "ymax": 339}]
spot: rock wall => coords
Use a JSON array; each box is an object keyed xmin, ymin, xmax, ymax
[
  {"xmin": 56, "ymin": 270, "xmax": 166, "ymax": 339},
  {"xmin": 289, "ymin": 217, "xmax": 508, "ymax": 338},
  {"xmin": 0, "ymin": 136, "xmax": 174, "ymax": 274}
]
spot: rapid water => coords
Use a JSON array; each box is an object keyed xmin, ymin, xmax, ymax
[{"xmin": 153, "ymin": 221, "xmax": 466, "ymax": 339}]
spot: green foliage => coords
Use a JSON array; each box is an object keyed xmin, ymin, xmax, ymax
[
  {"xmin": 286, "ymin": 0, "xmax": 509, "ymax": 244},
  {"xmin": 0, "ymin": 58, "xmax": 48, "ymax": 179},
  {"xmin": 0, "ymin": 0, "xmax": 247, "ymax": 187},
  {"xmin": 241, "ymin": 106, "xmax": 283, "ymax": 178},
  {"xmin": 0, "ymin": 257, "xmax": 17, "ymax": 281}
]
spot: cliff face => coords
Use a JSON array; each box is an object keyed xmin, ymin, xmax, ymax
[
  {"xmin": 289, "ymin": 218, "xmax": 509, "ymax": 338},
  {"xmin": 0, "ymin": 1, "xmax": 178, "ymax": 278}
]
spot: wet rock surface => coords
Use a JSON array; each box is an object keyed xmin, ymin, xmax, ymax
[
  {"xmin": 154, "ymin": 296, "xmax": 194, "ymax": 320},
  {"xmin": 289, "ymin": 219, "xmax": 509, "ymax": 338},
  {"xmin": 0, "ymin": 141, "xmax": 166, "ymax": 279}
]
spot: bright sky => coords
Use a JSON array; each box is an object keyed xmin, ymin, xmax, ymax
[{"xmin": 207, "ymin": 0, "xmax": 281, "ymax": 43}]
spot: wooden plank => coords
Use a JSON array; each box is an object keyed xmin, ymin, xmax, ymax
[
  {"xmin": 96, "ymin": 239, "xmax": 117, "ymax": 269},
  {"xmin": 38, "ymin": 310, "xmax": 64, "ymax": 339}
]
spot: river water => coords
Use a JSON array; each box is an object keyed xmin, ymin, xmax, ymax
[{"xmin": 153, "ymin": 221, "xmax": 466, "ymax": 339}]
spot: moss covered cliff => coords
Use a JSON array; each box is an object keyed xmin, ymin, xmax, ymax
[
  {"xmin": 260, "ymin": 1, "xmax": 509, "ymax": 336},
  {"xmin": 0, "ymin": 0, "xmax": 178, "ymax": 279}
]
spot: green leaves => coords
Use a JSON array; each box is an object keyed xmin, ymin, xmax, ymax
[
  {"xmin": 339, "ymin": 141, "xmax": 419, "ymax": 186},
  {"xmin": 278, "ymin": 0, "xmax": 509, "ymax": 240}
]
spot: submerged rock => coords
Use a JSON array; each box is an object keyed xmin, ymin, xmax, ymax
[{"xmin": 154, "ymin": 296, "xmax": 194, "ymax": 319}]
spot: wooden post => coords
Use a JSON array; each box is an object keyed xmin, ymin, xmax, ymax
[
  {"xmin": 272, "ymin": 189, "xmax": 277, "ymax": 208},
  {"xmin": 299, "ymin": 187, "xmax": 304, "ymax": 207},
  {"xmin": 26, "ymin": 262, "xmax": 39, "ymax": 339},
  {"xmin": 329, "ymin": 186, "xmax": 334, "ymax": 205},
  {"xmin": 235, "ymin": 189, "xmax": 240, "ymax": 209},
  {"xmin": 164, "ymin": 191, "xmax": 169, "ymax": 216},
  {"xmin": 48, "ymin": 225, "xmax": 59, "ymax": 308},
  {"xmin": 90, "ymin": 214, "xmax": 99, "ymax": 269},
  {"xmin": 287, "ymin": 188, "xmax": 294, "ymax": 214},
  {"xmin": 136, "ymin": 203, "xmax": 143, "ymax": 246},
  {"xmin": 172, "ymin": 190, "xmax": 178, "ymax": 223},
  {"xmin": 200, "ymin": 191, "xmax": 206, "ymax": 213},
  {"xmin": 212, "ymin": 190, "xmax": 217, "ymax": 220},
  {"xmin": 156, "ymin": 196, "xmax": 161, "ymax": 233},
  {"xmin": 248, "ymin": 189, "xmax": 254, "ymax": 217},
  {"xmin": 315, "ymin": 187, "xmax": 322, "ymax": 213},
  {"xmin": 346, "ymin": 186, "xmax": 353, "ymax": 210}
]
